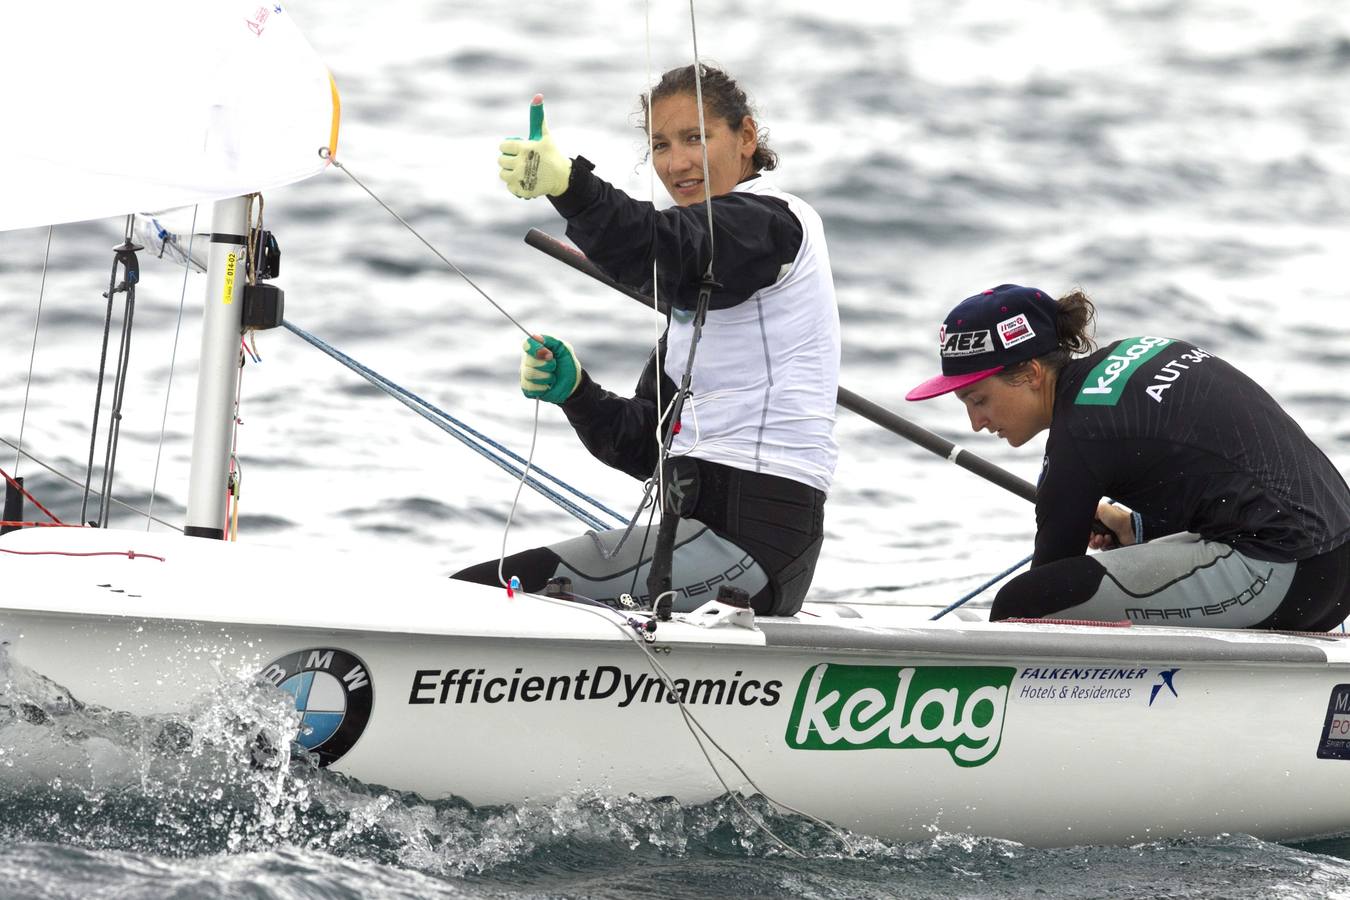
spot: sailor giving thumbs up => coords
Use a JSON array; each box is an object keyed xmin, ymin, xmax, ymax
[{"xmin": 499, "ymin": 94, "xmax": 573, "ymax": 199}]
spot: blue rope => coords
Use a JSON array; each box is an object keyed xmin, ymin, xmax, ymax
[
  {"xmin": 930, "ymin": 553, "xmax": 1033, "ymax": 620},
  {"xmin": 282, "ymin": 321, "xmax": 627, "ymax": 532}
]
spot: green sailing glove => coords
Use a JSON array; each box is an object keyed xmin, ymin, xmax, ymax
[
  {"xmin": 519, "ymin": 334, "xmax": 581, "ymax": 404},
  {"xmin": 498, "ymin": 94, "xmax": 572, "ymax": 199}
]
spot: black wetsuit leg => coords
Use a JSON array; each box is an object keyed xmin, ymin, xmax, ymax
[
  {"xmin": 990, "ymin": 555, "xmax": 1108, "ymax": 621},
  {"xmin": 694, "ymin": 461, "xmax": 825, "ymax": 617},
  {"xmin": 1253, "ymin": 542, "xmax": 1350, "ymax": 631},
  {"xmin": 452, "ymin": 458, "xmax": 826, "ymax": 617}
]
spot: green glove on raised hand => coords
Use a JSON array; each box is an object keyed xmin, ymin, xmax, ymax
[
  {"xmin": 498, "ymin": 94, "xmax": 572, "ymax": 199},
  {"xmin": 519, "ymin": 334, "xmax": 581, "ymax": 404}
]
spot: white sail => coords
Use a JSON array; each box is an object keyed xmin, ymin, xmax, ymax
[{"xmin": 0, "ymin": 1, "xmax": 339, "ymax": 232}]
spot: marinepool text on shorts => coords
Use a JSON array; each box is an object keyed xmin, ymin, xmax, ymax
[{"xmin": 785, "ymin": 663, "xmax": 1014, "ymax": 766}]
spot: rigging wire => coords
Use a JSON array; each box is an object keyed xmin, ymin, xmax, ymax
[
  {"xmin": 318, "ymin": 151, "xmax": 622, "ymax": 570},
  {"xmin": 15, "ymin": 226, "xmax": 53, "ymax": 476},
  {"xmin": 146, "ymin": 205, "xmax": 199, "ymax": 531},
  {"xmin": 0, "ymin": 436, "xmax": 181, "ymax": 531},
  {"xmin": 321, "ymin": 151, "xmax": 532, "ymax": 338},
  {"xmin": 281, "ymin": 321, "xmax": 623, "ymax": 531}
]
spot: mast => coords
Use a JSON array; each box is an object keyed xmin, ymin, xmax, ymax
[{"xmin": 184, "ymin": 197, "xmax": 249, "ymax": 539}]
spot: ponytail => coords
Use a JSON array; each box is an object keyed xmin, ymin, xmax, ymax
[
  {"xmin": 1000, "ymin": 288, "xmax": 1097, "ymax": 384},
  {"xmin": 1054, "ymin": 289, "xmax": 1097, "ymax": 356}
]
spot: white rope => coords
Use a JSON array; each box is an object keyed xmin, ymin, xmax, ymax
[
  {"xmin": 687, "ymin": 0, "xmax": 717, "ymax": 273},
  {"xmin": 497, "ymin": 400, "xmax": 542, "ymax": 589},
  {"xmin": 646, "ymin": 0, "xmax": 667, "ymax": 514},
  {"xmin": 531, "ymin": 590, "xmax": 857, "ymax": 856}
]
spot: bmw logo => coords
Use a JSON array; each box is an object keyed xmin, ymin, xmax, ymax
[{"xmin": 258, "ymin": 648, "xmax": 373, "ymax": 767}]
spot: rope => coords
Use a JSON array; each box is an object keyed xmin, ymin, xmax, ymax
[
  {"xmin": 281, "ymin": 321, "xmax": 625, "ymax": 532},
  {"xmin": 930, "ymin": 553, "xmax": 1032, "ymax": 620},
  {"xmin": 81, "ymin": 215, "xmax": 133, "ymax": 524},
  {"xmin": 0, "ymin": 521, "xmax": 78, "ymax": 529},
  {"xmin": 0, "ymin": 464, "xmax": 63, "ymax": 525},
  {"xmin": 618, "ymin": 0, "xmax": 839, "ymax": 858},
  {"xmin": 497, "ymin": 401, "xmax": 542, "ymax": 589},
  {"xmin": 95, "ymin": 228, "xmax": 140, "ymax": 528},
  {"xmin": 531, "ymin": 590, "xmax": 857, "ymax": 857},
  {"xmin": 687, "ymin": 1, "xmax": 717, "ymax": 277},
  {"xmin": 0, "ymin": 548, "xmax": 164, "ymax": 561}
]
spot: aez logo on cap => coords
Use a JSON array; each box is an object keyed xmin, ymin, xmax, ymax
[
  {"xmin": 259, "ymin": 648, "xmax": 373, "ymax": 767},
  {"xmin": 997, "ymin": 314, "xmax": 1035, "ymax": 349},
  {"xmin": 785, "ymin": 663, "xmax": 1013, "ymax": 766},
  {"xmin": 941, "ymin": 330, "xmax": 992, "ymax": 358}
]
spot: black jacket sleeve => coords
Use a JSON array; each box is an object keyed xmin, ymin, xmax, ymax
[
  {"xmin": 1032, "ymin": 433, "xmax": 1106, "ymax": 567},
  {"xmin": 549, "ymin": 158, "xmax": 802, "ymax": 311},
  {"xmin": 558, "ymin": 343, "xmax": 677, "ymax": 482}
]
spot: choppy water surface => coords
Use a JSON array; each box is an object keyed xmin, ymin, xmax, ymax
[
  {"xmin": 1, "ymin": 0, "xmax": 1349, "ymax": 896},
  {"xmin": 3, "ymin": 645, "xmax": 1350, "ymax": 900}
]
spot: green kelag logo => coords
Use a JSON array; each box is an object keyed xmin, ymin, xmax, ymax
[
  {"xmin": 1075, "ymin": 336, "xmax": 1172, "ymax": 406},
  {"xmin": 785, "ymin": 664, "xmax": 1014, "ymax": 766}
]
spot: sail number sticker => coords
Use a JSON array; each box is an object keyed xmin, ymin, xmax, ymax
[{"xmin": 223, "ymin": 251, "xmax": 237, "ymax": 305}]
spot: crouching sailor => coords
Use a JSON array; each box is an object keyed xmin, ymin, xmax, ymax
[
  {"xmin": 905, "ymin": 284, "xmax": 1350, "ymax": 629},
  {"xmin": 451, "ymin": 64, "xmax": 840, "ymax": 616}
]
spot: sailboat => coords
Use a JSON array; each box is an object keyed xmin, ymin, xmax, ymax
[{"xmin": 4, "ymin": 0, "xmax": 1350, "ymax": 850}]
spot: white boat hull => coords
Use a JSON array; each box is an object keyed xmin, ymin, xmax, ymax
[{"xmin": 3, "ymin": 526, "xmax": 1350, "ymax": 846}]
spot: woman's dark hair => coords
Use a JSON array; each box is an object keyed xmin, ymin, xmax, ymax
[
  {"xmin": 638, "ymin": 63, "xmax": 778, "ymax": 172},
  {"xmin": 1001, "ymin": 289, "xmax": 1097, "ymax": 383}
]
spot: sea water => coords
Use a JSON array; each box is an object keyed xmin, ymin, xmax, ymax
[{"xmin": 0, "ymin": 0, "xmax": 1348, "ymax": 895}]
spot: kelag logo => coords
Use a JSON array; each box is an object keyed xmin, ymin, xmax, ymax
[
  {"xmin": 785, "ymin": 664, "xmax": 1014, "ymax": 766},
  {"xmin": 1075, "ymin": 336, "xmax": 1172, "ymax": 406}
]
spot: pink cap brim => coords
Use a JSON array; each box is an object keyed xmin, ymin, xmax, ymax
[{"xmin": 905, "ymin": 366, "xmax": 1004, "ymax": 401}]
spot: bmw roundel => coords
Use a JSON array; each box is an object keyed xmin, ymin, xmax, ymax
[{"xmin": 259, "ymin": 648, "xmax": 373, "ymax": 766}]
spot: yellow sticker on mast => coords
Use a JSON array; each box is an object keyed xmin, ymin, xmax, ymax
[{"xmin": 222, "ymin": 252, "xmax": 237, "ymax": 304}]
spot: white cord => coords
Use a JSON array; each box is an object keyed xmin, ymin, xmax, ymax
[
  {"xmin": 687, "ymin": 1, "xmax": 717, "ymax": 271},
  {"xmin": 645, "ymin": 0, "xmax": 668, "ymax": 515},
  {"xmin": 498, "ymin": 400, "xmax": 543, "ymax": 589},
  {"xmin": 530, "ymin": 590, "xmax": 857, "ymax": 856}
]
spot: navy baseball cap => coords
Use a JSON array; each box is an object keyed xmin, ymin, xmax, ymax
[{"xmin": 906, "ymin": 284, "xmax": 1059, "ymax": 401}]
